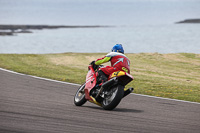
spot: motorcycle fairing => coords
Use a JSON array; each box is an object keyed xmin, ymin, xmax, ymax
[
  {"xmin": 84, "ymin": 66, "xmax": 97, "ymax": 100},
  {"xmin": 89, "ymin": 96, "xmax": 102, "ymax": 106}
]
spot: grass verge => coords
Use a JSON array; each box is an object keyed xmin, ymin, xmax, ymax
[{"xmin": 0, "ymin": 53, "xmax": 199, "ymax": 102}]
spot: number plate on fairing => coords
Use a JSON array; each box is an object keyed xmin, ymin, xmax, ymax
[{"xmin": 111, "ymin": 71, "xmax": 126, "ymax": 78}]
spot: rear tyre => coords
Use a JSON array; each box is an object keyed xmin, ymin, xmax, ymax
[
  {"xmin": 74, "ymin": 83, "xmax": 87, "ymax": 106},
  {"xmin": 102, "ymin": 85, "xmax": 124, "ymax": 110}
]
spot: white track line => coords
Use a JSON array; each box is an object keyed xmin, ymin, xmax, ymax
[
  {"xmin": 131, "ymin": 93, "xmax": 200, "ymax": 104},
  {"xmin": 0, "ymin": 67, "xmax": 199, "ymax": 105}
]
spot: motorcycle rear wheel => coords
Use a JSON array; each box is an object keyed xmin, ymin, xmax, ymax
[
  {"xmin": 102, "ymin": 85, "xmax": 124, "ymax": 110},
  {"xmin": 74, "ymin": 83, "xmax": 87, "ymax": 106}
]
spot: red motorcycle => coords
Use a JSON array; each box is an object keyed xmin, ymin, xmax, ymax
[{"xmin": 74, "ymin": 64, "xmax": 134, "ymax": 110}]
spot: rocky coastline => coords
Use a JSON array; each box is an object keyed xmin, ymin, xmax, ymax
[
  {"xmin": 0, "ymin": 25, "xmax": 111, "ymax": 36},
  {"xmin": 176, "ymin": 19, "xmax": 200, "ymax": 24}
]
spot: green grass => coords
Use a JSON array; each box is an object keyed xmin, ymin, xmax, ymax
[{"xmin": 0, "ymin": 53, "xmax": 200, "ymax": 102}]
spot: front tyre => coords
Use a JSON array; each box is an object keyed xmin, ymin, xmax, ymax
[
  {"xmin": 74, "ymin": 83, "xmax": 87, "ymax": 106},
  {"xmin": 102, "ymin": 85, "xmax": 124, "ymax": 110}
]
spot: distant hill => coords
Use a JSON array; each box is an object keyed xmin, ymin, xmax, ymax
[{"xmin": 176, "ymin": 19, "xmax": 200, "ymax": 24}]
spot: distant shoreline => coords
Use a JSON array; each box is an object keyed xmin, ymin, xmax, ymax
[{"xmin": 0, "ymin": 24, "xmax": 113, "ymax": 36}]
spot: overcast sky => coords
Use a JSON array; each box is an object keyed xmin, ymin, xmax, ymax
[{"xmin": 0, "ymin": 0, "xmax": 199, "ymax": 25}]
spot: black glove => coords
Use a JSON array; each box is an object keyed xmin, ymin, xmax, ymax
[
  {"xmin": 90, "ymin": 61, "xmax": 98, "ymax": 70},
  {"xmin": 90, "ymin": 61, "xmax": 95, "ymax": 65}
]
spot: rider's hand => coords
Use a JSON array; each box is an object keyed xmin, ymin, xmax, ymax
[
  {"xmin": 90, "ymin": 61, "xmax": 95, "ymax": 65},
  {"xmin": 90, "ymin": 61, "xmax": 98, "ymax": 70}
]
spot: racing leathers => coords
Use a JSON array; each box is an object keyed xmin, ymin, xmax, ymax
[{"xmin": 95, "ymin": 52, "xmax": 130, "ymax": 76}]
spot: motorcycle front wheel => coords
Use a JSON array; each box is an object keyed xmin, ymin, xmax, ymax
[
  {"xmin": 102, "ymin": 85, "xmax": 124, "ymax": 110},
  {"xmin": 74, "ymin": 83, "xmax": 87, "ymax": 106}
]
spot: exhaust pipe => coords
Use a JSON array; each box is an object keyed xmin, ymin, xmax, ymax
[
  {"xmin": 123, "ymin": 88, "xmax": 134, "ymax": 98},
  {"xmin": 102, "ymin": 77, "xmax": 118, "ymax": 88}
]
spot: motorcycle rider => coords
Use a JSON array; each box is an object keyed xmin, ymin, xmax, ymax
[{"xmin": 91, "ymin": 44, "xmax": 131, "ymax": 84}]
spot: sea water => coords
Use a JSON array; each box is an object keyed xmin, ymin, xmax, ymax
[{"xmin": 0, "ymin": 24, "xmax": 199, "ymax": 54}]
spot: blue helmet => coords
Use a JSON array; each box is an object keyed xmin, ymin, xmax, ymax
[{"xmin": 112, "ymin": 44, "xmax": 124, "ymax": 54}]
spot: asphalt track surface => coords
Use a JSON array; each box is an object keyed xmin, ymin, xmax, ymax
[{"xmin": 0, "ymin": 69, "xmax": 200, "ymax": 133}]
